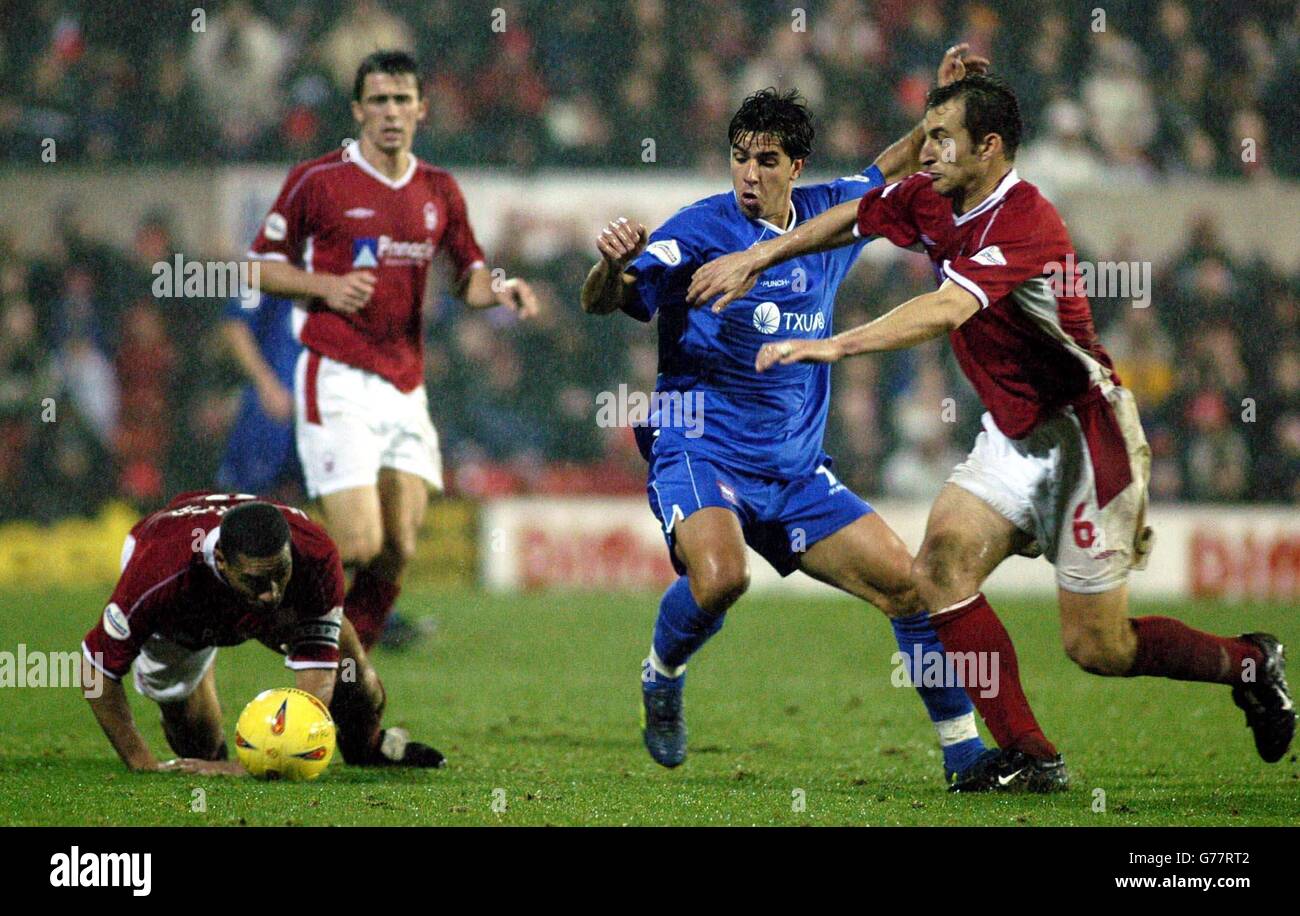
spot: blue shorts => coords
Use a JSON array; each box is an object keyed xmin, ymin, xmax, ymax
[
  {"xmin": 216, "ymin": 388, "xmax": 302, "ymax": 493},
  {"xmin": 646, "ymin": 445, "xmax": 873, "ymax": 577}
]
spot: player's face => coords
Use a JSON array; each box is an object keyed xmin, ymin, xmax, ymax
[
  {"xmin": 920, "ymin": 100, "xmax": 986, "ymax": 197},
  {"xmin": 731, "ymin": 133, "xmax": 804, "ymax": 223},
  {"xmin": 352, "ymin": 72, "xmax": 427, "ymax": 156},
  {"xmin": 220, "ymin": 545, "xmax": 293, "ymax": 612}
]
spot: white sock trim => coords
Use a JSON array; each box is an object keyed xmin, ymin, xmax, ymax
[
  {"xmin": 932, "ymin": 593, "xmax": 982, "ymax": 617},
  {"xmin": 936, "ymin": 712, "xmax": 980, "ymax": 747},
  {"xmin": 648, "ymin": 647, "xmax": 686, "ymax": 680}
]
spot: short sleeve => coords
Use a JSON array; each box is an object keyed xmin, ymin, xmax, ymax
[
  {"xmin": 249, "ymin": 163, "xmax": 314, "ymax": 266},
  {"xmin": 439, "ymin": 175, "xmax": 487, "ymax": 281},
  {"xmin": 854, "ymin": 178, "xmax": 920, "ymax": 249},
  {"xmin": 625, "ymin": 217, "xmax": 702, "ymax": 322},
  {"xmin": 939, "ymin": 199, "xmax": 1056, "ymax": 311},
  {"xmin": 822, "ymin": 164, "xmax": 885, "ymax": 208},
  {"xmin": 81, "ymin": 543, "xmax": 168, "ymax": 681}
]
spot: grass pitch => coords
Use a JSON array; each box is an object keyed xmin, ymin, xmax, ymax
[{"xmin": 0, "ymin": 587, "xmax": 1295, "ymax": 826}]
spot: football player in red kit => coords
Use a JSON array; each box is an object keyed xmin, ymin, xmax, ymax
[
  {"xmin": 81, "ymin": 493, "xmax": 443, "ymax": 774},
  {"xmin": 248, "ymin": 50, "xmax": 538, "ymax": 650},
  {"xmin": 689, "ymin": 74, "xmax": 1294, "ymax": 789}
]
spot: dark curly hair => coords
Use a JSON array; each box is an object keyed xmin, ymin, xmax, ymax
[
  {"xmin": 925, "ymin": 74, "xmax": 1022, "ymax": 159},
  {"xmin": 354, "ymin": 49, "xmax": 422, "ymax": 102},
  {"xmin": 728, "ymin": 88, "xmax": 814, "ymax": 160}
]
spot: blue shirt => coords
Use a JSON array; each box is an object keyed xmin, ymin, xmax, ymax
[
  {"xmin": 625, "ymin": 165, "xmax": 883, "ymax": 479},
  {"xmin": 217, "ymin": 294, "xmax": 302, "ymax": 492}
]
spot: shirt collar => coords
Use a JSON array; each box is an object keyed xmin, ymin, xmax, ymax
[
  {"xmin": 345, "ymin": 140, "xmax": 418, "ymax": 190},
  {"xmin": 952, "ymin": 168, "xmax": 1020, "ymax": 226}
]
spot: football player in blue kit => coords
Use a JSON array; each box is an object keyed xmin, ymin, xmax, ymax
[{"xmin": 579, "ymin": 46, "xmax": 1054, "ymax": 791}]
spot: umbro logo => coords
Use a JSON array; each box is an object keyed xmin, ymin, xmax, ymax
[{"xmin": 345, "ymin": 207, "xmax": 375, "ymax": 219}]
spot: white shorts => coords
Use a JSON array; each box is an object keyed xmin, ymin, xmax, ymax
[
  {"xmin": 133, "ymin": 635, "xmax": 218, "ymax": 704},
  {"xmin": 948, "ymin": 385, "xmax": 1153, "ymax": 594},
  {"xmin": 295, "ymin": 350, "xmax": 444, "ymax": 498}
]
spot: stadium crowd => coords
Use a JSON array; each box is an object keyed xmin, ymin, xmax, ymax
[
  {"xmin": 1, "ymin": 0, "xmax": 1297, "ymax": 520},
  {"xmin": 4, "ymin": 0, "xmax": 1300, "ymax": 178}
]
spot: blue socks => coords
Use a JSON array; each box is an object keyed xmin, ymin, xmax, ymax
[
  {"xmin": 890, "ymin": 611, "xmax": 986, "ymax": 774},
  {"xmin": 648, "ymin": 576, "xmax": 724, "ymax": 684}
]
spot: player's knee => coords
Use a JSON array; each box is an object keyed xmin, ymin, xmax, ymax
[
  {"xmin": 337, "ymin": 530, "xmax": 383, "ymax": 567},
  {"xmin": 690, "ymin": 558, "xmax": 749, "ymax": 614},
  {"xmin": 913, "ymin": 532, "xmax": 976, "ymax": 600},
  {"xmin": 383, "ymin": 527, "xmax": 420, "ymax": 569},
  {"xmin": 1063, "ymin": 625, "xmax": 1135, "ymax": 677},
  {"xmin": 879, "ymin": 583, "xmax": 926, "ymax": 618}
]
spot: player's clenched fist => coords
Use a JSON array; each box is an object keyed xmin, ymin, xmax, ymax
[
  {"xmin": 596, "ymin": 217, "xmax": 648, "ymax": 269},
  {"xmin": 322, "ymin": 270, "xmax": 377, "ymax": 315}
]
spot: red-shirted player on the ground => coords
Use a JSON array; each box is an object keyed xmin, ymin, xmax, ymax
[
  {"xmin": 81, "ymin": 493, "xmax": 444, "ymax": 774},
  {"xmin": 248, "ymin": 50, "xmax": 538, "ymax": 650},
  {"xmin": 688, "ymin": 74, "xmax": 1294, "ymax": 788}
]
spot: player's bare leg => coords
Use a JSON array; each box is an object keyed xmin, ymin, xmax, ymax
[
  {"xmin": 320, "ymin": 475, "xmax": 422, "ymax": 651},
  {"xmin": 796, "ymin": 512, "xmax": 919, "ymax": 616},
  {"xmin": 157, "ymin": 666, "xmax": 227, "ymax": 761},
  {"xmin": 1058, "ymin": 584, "xmax": 1295, "ymax": 762},
  {"xmin": 642, "ymin": 507, "xmax": 749, "ymax": 767},
  {"xmin": 913, "ymin": 483, "xmax": 1064, "ymax": 785},
  {"xmin": 319, "ymin": 484, "xmax": 385, "ymax": 568},
  {"xmin": 329, "ymin": 617, "xmax": 444, "ymax": 767},
  {"xmin": 798, "ymin": 512, "xmax": 992, "ymax": 784}
]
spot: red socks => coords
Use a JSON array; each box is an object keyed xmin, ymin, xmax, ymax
[
  {"xmin": 1127, "ymin": 616, "xmax": 1263, "ymax": 684},
  {"xmin": 345, "ymin": 567, "xmax": 401, "ymax": 650},
  {"xmin": 930, "ymin": 593, "xmax": 1058, "ymax": 760}
]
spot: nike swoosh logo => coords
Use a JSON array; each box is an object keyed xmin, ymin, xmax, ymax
[{"xmin": 997, "ymin": 767, "xmax": 1027, "ymax": 786}]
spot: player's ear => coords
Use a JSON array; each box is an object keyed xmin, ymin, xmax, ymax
[
  {"xmin": 350, "ymin": 99, "xmax": 364, "ymax": 127},
  {"xmin": 790, "ymin": 157, "xmax": 806, "ymax": 181}
]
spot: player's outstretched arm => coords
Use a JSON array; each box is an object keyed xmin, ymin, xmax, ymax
[
  {"xmin": 581, "ymin": 217, "xmax": 648, "ymax": 317},
  {"xmin": 686, "ymin": 198, "xmax": 860, "ymax": 313},
  {"xmin": 459, "ymin": 265, "xmax": 540, "ymax": 318},
  {"xmin": 755, "ymin": 280, "xmax": 979, "ymax": 372},
  {"xmin": 295, "ymin": 667, "xmax": 336, "ymax": 707},
  {"xmin": 83, "ymin": 656, "xmax": 164, "ymax": 772}
]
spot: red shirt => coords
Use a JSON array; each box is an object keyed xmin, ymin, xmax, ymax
[
  {"xmin": 249, "ymin": 141, "xmax": 486, "ymax": 392},
  {"xmin": 855, "ymin": 169, "xmax": 1118, "ymax": 439},
  {"xmin": 82, "ymin": 492, "xmax": 345, "ymax": 681}
]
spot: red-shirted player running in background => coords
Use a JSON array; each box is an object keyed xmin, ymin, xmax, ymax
[
  {"xmin": 689, "ymin": 74, "xmax": 1294, "ymax": 788},
  {"xmin": 248, "ymin": 50, "xmax": 539, "ymax": 650},
  {"xmin": 81, "ymin": 493, "xmax": 444, "ymax": 774}
]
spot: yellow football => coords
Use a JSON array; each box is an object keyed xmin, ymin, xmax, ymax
[{"xmin": 234, "ymin": 687, "xmax": 336, "ymax": 782}]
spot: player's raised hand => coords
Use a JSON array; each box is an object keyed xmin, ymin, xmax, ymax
[
  {"xmin": 687, "ymin": 250, "xmax": 762, "ymax": 312},
  {"xmin": 937, "ymin": 42, "xmax": 990, "ymax": 87},
  {"xmin": 322, "ymin": 270, "xmax": 376, "ymax": 315},
  {"xmin": 596, "ymin": 217, "xmax": 648, "ymax": 270},
  {"xmin": 159, "ymin": 757, "xmax": 247, "ymax": 776},
  {"xmin": 755, "ymin": 337, "xmax": 845, "ymax": 373},
  {"xmin": 495, "ymin": 276, "xmax": 540, "ymax": 319}
]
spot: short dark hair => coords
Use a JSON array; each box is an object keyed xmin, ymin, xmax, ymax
[
  {"xmin": 925, "ymin": 74, "xmax": 1022, "ymax": 159},
  {"xmin": 353, "ymin": 49, "xmax": 422, "ymax": 102},
  {"xmin": 219, "ymin": 502, "xmax": 291, "ymax": 561},
  {"xmin": 728, "ymin": 88, "xmax": 814, "ymax": 160}
]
